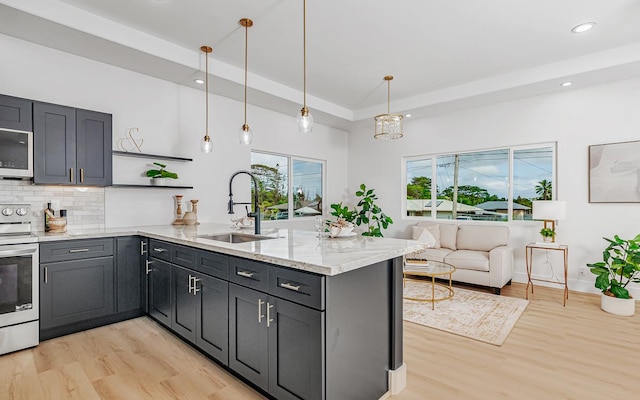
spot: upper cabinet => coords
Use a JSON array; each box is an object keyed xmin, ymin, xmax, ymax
[
  {"xmin": 33, "ymin": 102, "xmax": 112, "ymax": 186},
  {"xmin": 0, "ymin": 94, "xmax": 32, "ymax": 132}
]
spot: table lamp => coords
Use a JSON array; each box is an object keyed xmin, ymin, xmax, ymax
[{"xmin": 532, "ymin": 200, "xmax": 566, "ymax": 243}]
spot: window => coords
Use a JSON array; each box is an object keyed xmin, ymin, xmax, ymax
[
  {"xmin": 404, "ymin": 143, "xmax": 555, "ymax": 222},
  {"xmin": 251, "ymin": 151, "xmax": 324, "ymax": 220}
]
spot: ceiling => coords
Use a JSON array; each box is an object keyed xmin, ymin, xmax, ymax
[{"xmin": 2, "ymin": 0, "xmax": 640, "ymax": 130}]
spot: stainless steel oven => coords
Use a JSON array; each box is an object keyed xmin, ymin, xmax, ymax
[
  {"xmin": 0, "ymin": 204, "xmax": 38, "ymax": 355},
  {"xmin": 0, "ymin": 129, "xmax": 33, "ymax": 179}
]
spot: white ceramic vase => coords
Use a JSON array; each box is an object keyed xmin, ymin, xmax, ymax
[
  {"xmin": 600, "ymin": 293, "xmax": 635, "ymax": 316},
  {"xmin": 151, "ymin": 177, "xmax": 168, "ymax": 186}
]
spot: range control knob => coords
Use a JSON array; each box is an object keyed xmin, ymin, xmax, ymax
[
  {"xmin": 2, "ymin": 207, "xmax": 14, "ymax": 216},
  {"xmin": 16, "ymin": 207, "xmax": 28, "ymax": 216}
]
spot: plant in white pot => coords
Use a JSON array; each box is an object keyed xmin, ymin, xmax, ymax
[
  {"xmin": 587, "ymin": 234, "xmax": 640, "ymax": 316},
  {"xmin": 145, "ymin": 162, "xmax": 178, "ymax": 186}
]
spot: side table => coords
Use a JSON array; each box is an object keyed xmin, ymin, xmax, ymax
[{"xmin": 525, "ymin": 243, "xmax": 569, "ymax": 306}]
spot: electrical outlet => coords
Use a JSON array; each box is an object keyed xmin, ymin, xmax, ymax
[{"xmin": 578, "ymin": 267, "xmax": 588, "ymax": 277}]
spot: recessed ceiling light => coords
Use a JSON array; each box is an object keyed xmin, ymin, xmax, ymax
[
  {"xmin": 560, "ymin": 81, "xmax": 573, "ymax": 87},
  {"xmin": 405, "ymin": 114, "xmax": 412, "ymax": 118},
  {"xmin": 571, "ymin": 22, "xmax": 596, "ymax": 33},
  {"xmin": 194, "ymin": 78, "xmax": 205, "ymax": 84}
]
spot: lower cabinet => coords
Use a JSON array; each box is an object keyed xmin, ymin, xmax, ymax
[
  {"xmin": 115, "ymin": 236, "xmax": 145, "ymax": 314},
  {"xmin": 229, "ymin": 283, "xmax": 324, "ymax": 400},
  {"xmin": 40, "ymin": 257, "xmax": 114, "ymax": 330},
  {"xmin": 172, "ymin": 265, "xmax": 229, "ymax": 364},
  {"xmin": 148, "ymin": 257, "xmax": 172, "ymax": 327}
]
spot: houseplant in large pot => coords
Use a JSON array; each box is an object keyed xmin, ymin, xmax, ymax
[
  {"xmin": 587, "ymin": 234, "xmax": 640, "ymax": 316},
  {"xmin": 329, "ymin": 183, "xmax": 393, "ymax": 237}
]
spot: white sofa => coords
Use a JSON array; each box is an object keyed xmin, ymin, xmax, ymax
[{"xmin": 409, "ymin": 221, "xmax": 514, "ymax": 294}]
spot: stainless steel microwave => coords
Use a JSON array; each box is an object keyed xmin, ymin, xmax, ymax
[{"xmin": 0, "ymin": 129, "xmax": 33, "ymax": 178}]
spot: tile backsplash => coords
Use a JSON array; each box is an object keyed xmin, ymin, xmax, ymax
[{"xmin": 0, "ymin": 180, "xmax": 105, "ymax": 231}]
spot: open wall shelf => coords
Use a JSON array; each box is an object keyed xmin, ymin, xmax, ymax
[
  {"xmin": 111, "ymin": 184, "xmax": 193, "ymax": 189},
  {"xmin": 112, "ymin": 151, "xmax": 193, "ymax": 162}
]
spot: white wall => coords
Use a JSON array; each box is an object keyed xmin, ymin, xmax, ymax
[
  {"xmin": 349, "ymin": 77, "xmax": 640, "ymax": 297},
  {"xmin": 0, "ymin": 33, "xmax": 349, "ymax": 230}
]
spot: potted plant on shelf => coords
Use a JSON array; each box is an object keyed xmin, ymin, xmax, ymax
[
  {"xmin": 587, "ymin": 234, "xmax": 640, "ymax": 316},
  {"xmin": 329, "ymin": 184, "xmax": 393, "ymax": 237},
  {"xmin": 145, "ymin": 162, "xmax": 178, "ymax": 186},
  {"xmin": 540, "ymin": 227, "xmax": 555, "ymax": 242}
]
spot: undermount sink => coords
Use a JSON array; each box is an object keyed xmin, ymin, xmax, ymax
[{"xmin": 197, "ymin": 233, "xmax": 276, "ymax": 243}]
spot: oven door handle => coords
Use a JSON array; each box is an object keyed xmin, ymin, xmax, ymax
[{"xmin": 0, "ymin": 248, "xmax": 37, "ymax": 257}]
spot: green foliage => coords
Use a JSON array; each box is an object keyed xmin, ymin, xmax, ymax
[
  {"xmin": 406, "ymin": 176, "xmax": 432, "ymax": 199},
  {"xmin": 251, "ymin": 163, "xmax": 287, "ymax": 219},
  {"xmin": 145, "ymin": 162, "xmax": 178, "ymax": 179},
  {"xmin": 440, "ymin": 185, "xmax": 502, "ymax": 206},
  {"xmin": 329, "ymin": 183, "xmax": 393, "ymax": 237},
  {"xmin": 535, "ymin": 179, "xmax": 553, "ymax": 200},
  {"xmin": 539, "ymin": 227, "xmax": 555, "ymax": 238},
  {"xmin": 587, "ymin": 234, "xmax": 640, "ymax": 299}
]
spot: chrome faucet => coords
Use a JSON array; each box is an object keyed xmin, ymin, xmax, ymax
[{"xmin": 228, "ymin": 170, "xmax": 261, "ymax": 234}]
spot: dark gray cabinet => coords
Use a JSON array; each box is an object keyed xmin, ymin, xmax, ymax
[
  {"xmin": 229, "ymin": 282, "xmax": 324, "ymax": 400},
  {"xmin": 171, "ymin": 265, "xmax": 198, "ymax": 341},
  {"xmin": 40, "ymin": 256, "xmax": 115, "ymax": 331},
  {"xmin": 0, "ymin": 94, "xmax": 32, "ymax": 131},
  {"xmin": 33, "ymin": 102, "xmax": 112, "ymax": 186},
  {"xmin": 148, "ymin": 257, "xmax": 172, "ymax": 327},
  {"xmin": 115, "ymin": 236, "xmax": 145, "ymax": 314}
]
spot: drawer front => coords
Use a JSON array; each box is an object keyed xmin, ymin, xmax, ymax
[
  {"xmin": 40, "ymin": 238, "xmax": 114, "ymax": 263},
  {"xmin": 228, "ymin": 257, "xmax": 268, "ymax": 292},
  {"xmin": 197, "ymin": 250, "xmax": 229, "ymax": 280},
  {"xmin": 172, "ymin": 244, "xmax": 196, "ymax": 269},
  {"xmin": 269, "ymin": 265, "xmax": 325, "ymax": 310},
  {"xmin": 149, "ymin": 239, "xmax": 172, "ymax": 262}
]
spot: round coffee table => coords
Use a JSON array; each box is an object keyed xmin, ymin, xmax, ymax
[{"xmin": 403, "ymin": 260, "xmax": 456, "ymax": 310}]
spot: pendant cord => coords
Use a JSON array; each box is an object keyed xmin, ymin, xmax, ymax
[
  {"xmin": 205, "ymin": 50, "xmax": 209, "ymax": 137},
  {"xmin": 387, "ymin": 79, "xmax": 390, "ymax": 114},
  {"xmin": 244, "ymin": 23, "xmax": 248, "ymax": 126},
  {"xmin": 303, "ymin": 0, "xmax": 307, "ymax": 109}
]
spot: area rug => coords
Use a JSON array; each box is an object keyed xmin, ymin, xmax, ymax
[{"xmin": 403, "ymin": 281, "xmax": 528, "ymax": 346}]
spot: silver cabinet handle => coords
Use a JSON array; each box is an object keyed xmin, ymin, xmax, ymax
[
  {"xmin": 258, "ymin": 299, "xmax": 265, "ymax": 323},
  {"xmin": 69, "ymin": 248, "xmax": 90, "ymax": 253},
  {"xmin": 140, "ymin": 241, "xmax": 147, "ymax": 255},
  {"xmin": 192, "ymin": 277, "xmax": 200, "ymax": 296},
  {"xmin": 188, "ymin": 275, "xmax": 194, "ymax": 294},
  {"xmin": 280, "ymin": 282, "xmax": 300, "ymax": 291},
  {"xmin": 44, "ymin": 266, "xmax": 48, "ymax": 283},
  {"xmin": 145, "ymin": 260, "xmax": 152, "ymax": 274},
  {"xmin": 153, "ymin": 247, "xmax": 166, "ymax": 253},
  {"xmin": 267, "ymin": 302, "xmax": 274, "ymax": 328},
  {"xmin": 237, "ymin": 271, "xmax": 254, "ymax": 278}
]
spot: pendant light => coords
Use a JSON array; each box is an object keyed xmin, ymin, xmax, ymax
[
  {"xmin": 200, "ymin": 45, "xmax": 214, "ymax": 153},
  {"xmin": 374, "ymin": 75, "xmax": 403, "ymax": 140},
  {"xmin": 238, "ymin": 18, "xmax": 254, "ymax": 145},
  {"xmin": 296, "ymin": 0, "xmax": 313, "ymax": 134}
]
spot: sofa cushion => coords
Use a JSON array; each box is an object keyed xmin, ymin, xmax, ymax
[
  {"xmin": 412, "ymin": 225, "xmax": 437, "ymax": 247},
  {"xmin": 439, "ymin": 224, "xmax": 458, "ymax": 250},
  {"xmin": 444, "ymin": 250, "xmax": 490, "ymax": 272},
  {"xmin": 414, "ymin": 247, "xmax": 453, "ymax": 263},
  {"xmin": 457, "ymin": 225, "xmax": 509, "ymax": 252}
]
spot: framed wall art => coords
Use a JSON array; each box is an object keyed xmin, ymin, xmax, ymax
[{"xmin": 589, "ymin": 140, "xmax": 640, "ymax": 203}]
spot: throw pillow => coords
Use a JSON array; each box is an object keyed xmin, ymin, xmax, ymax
[
  {"xmin": 412, "ymin": 225, "xmax": 437, "ymax": 248},
  {"xmin": 425, "ymin": 224, "xmax": 441, "ymax": 248}
]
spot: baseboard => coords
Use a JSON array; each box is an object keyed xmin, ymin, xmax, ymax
[{"xmin": 387, "ymin": 362, "xmax": 407, "ymax": 396}]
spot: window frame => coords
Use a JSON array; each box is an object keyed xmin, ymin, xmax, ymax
[
  {"xmin": 402, "ymin": 142, "xmax": 557, "ymax": 223},
  {"xmin": 251, "ymin": 150, "xmax": 326, "ymax": 220}
]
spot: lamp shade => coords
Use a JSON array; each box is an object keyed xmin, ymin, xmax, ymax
[{"xmin": 532, "ymin": 200, "xmax": 566, "ymax": 221}]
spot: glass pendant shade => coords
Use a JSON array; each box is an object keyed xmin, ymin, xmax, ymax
[
  {"xmin": 297, "ymin": 108, "xmax": 313, "ymax": 134},
  {"xmin": 200, "ymin": 135, "xmax": 213, "ymax": 153},
  {"xmin": 374, "ymin": 114, "xmax": 404, "ymax": 140},
  {"xmin": 239, "ymin": 124, "xmax": 253, "ymax": 145}
]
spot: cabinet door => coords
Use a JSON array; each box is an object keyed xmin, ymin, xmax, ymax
[
  {"xmin": 196, "ymin": 273, "xmax": 229, "ymax": 365},
  {"xmin": 229, "ymin": 283, "xmax": 269, "ymax": 392},
  {"xmin": 148, "ymin": 258, "xmax": 172, "ymax": 327},
  {"xmin": 115, "ymin": 236, "xmax": 144, "ymax": 314},
  {"xmin": 268, "ymin": 296, "xmax": 324, "ymax": 400},
  {"xmin": 0, "ymin": 94, "xmax": 32, "ymax": 131},
  {"xmin": 33, "ymin": 102, "xmax": 76, "ymax": 184},
  {"xmin": 171, "ymin": 265, "xmax": 197, "ymax": 342},
  {"xmin": 76, "ymin": 109, "xmax": 112, "ymax": 186},
  {"xmin": 40, "ymin": 257, "xmax": 114, "ymax": 330}
]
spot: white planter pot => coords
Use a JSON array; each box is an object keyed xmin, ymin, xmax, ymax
[
  {"xmin": 151, "ymin": 177, "xmax": 168, "ymax": 186},
  {"xmin": 600, "ymin": 293, "xmax": 635, "ymax": 316}
]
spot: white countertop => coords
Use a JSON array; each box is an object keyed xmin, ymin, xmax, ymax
[{"xmin": 35, "ymin": 223, "xmax": 425, "ymax": 276}]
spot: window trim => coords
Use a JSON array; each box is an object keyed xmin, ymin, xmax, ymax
[
  {"xmin": 251, "ymin": 150, "xmax": 326, "ymax": 220},
  {"xmin": 402, "ymin": 142, "xmax": 556, "ymax": 223}
]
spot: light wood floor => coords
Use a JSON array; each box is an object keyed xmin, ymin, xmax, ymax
[{"xmin": 1, "ymin": 283, "xmax": 639, "ymax": 399}]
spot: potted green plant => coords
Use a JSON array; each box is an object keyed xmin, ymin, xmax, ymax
[
  {"xmin": 587, "ymin": 234, "xmax": 640, "ymax": 316},
  {"xmin": 329, "ymin": 184, "xmax": 393, "ymax": 237},
  {"xmin": 145, "ymin": 162, "xmax": 178, "ymax": 186},
  {"xmin": 539, "ymin": 227, "xmax": 555, "ymax": 242}
]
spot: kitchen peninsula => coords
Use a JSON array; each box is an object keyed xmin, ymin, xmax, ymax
[{"xmin": 36, "ymin": 223, "xmax": 424, "ymax": 400}]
